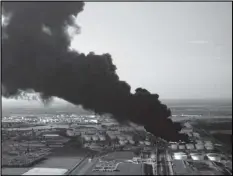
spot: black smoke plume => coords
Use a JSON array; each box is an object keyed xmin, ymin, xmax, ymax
[{"xmin": 2, "ymin": 2, "xmax": 188, "ymax": 142}]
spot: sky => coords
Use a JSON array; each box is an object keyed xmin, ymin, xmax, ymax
[{"xmin": 2, "ymin": 2, "xmax": 232, "ymax": 106}]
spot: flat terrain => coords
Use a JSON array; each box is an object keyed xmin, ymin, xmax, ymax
[
  {"xmin": 2, "ymin": 156, "xmax": 82, "ymax": 175},
  {"xmin": 88, "ymin": 163, "xmax": 144, "ymax": 175},
  {"xmin": 101, "ymin": 151, "xmax": 135, "ymax": 161},
  {"xmin": 210, "ymin": 130, "xmax": 232, "ymax": 135},
  {"xmin": 1, "ymin": 139, "xmax": 91, "ymax": 175}
]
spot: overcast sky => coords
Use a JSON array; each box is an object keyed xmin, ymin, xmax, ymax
[
  {"xmin": 2, "ymin": 2, "xmax": 232, "ymax": 105},
  {"xmin": 71, "ymin": 2, "xmax": 232, "ymax": 100}
]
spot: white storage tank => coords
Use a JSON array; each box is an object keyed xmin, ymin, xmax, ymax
[
  {"xmin": 205, "ymin": 145, "xmax": 214, "ymax": 150},
  {"xmin": 204, "ymin": 141, "xmax": 214, "ymax": 150},
  {"xmin": 84, "ymin": 135, "xmax": 91, "ymax": 141},
  {"xmin": 92, "ymin": 135, "xmax": 99, "ymax": 141},
  {"xmin": 204, "ymin": 141, "xmax": 213, "ymax": 145},
  {"xmin": 196, "ymin": 140, "xmax": 204, "ymax": 144},
  {"xmin": 99, "ymin": 135, "xmax": 106, "ymax": 141},
  {"xmin": 66, "ymin": 129, "xmax": 74, "ymax": 137},
  {"xmin": 187, "ymin": 133, "xmax": 193, "ymax": 137},
  {"xmin": 186, "ymin": 143, "xmax": 194, "ymax": 150},
  {"xmin": 126, "ymin": 135, "xmax": 133, "ymax": 140},
  {"xmin": 190, "ymin": 153, "xmax": 205, "ymax": 160},
  {"xmin": 150, "ymin": 152, "xmax": 156, "ymax": 159},
  {"xmin": 139, "ymin": 141, "xmax": 144, "ymax": 145},
  {"xmin": 193, "ymin": 132, "xmax": 200, "ymax": 138},
  {"xmin": 109, "ymin": 134, "xmax": 116, "ymax": 140},
  {"xmin": 173, "ymin": 152, "xmax": 187, "ymax": 160},
  {"xmin": 119, "ymin": 140, "xmax": 125, "ymax": 146},
  {"xmin": 179, "ymin": 145, "xmax": 185, "ymax": 150},
  {"xmin": 118, "ymin": 136, "xmax": 125, "ymax": 141},
  {"xmin": 171, "ymin": 144, "xmax": 178, "ymax": 150},
  {"xmin": 195, "ymin": 143, "xmax": 204, "ymax": 150},
  {"xmin": 129, "ymin": 140, "xmax": 135, "ymax": 145},
  {"xmin": 207, "ymin": 153, "xmax": 222, "ymax": 162},
  {"xmin": 145, "ymin": 141, "xmax": 151, "ymax": 146}
]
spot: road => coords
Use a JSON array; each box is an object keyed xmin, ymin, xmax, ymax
[
  {"xmin": 157, "ymin": 149, "xmax": 169, "ymax": 175},
  {"xmin": 68, "ymin": 157, "xmax": 98, "ymax": 175}
]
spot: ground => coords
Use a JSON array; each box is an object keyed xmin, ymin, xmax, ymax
[{"xmin": 87, "ymin": 162, "xmax": 144, "ymax": 175}]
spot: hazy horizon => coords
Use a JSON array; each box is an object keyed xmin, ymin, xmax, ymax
[{"xmin": 2, "ymin": 96, "xmax": 232, "ymax": 109}]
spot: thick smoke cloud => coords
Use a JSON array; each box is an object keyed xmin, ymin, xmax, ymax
[{"xmin": 2, "ymin": 2, "xmax": 188, "ymax": 142}]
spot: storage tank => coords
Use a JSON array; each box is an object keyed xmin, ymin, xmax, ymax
[
  {"xmin": 204, "ymin": 141, "xmax": 213, "ymax": 145},
  {"xmin": 109, "ymin": 134, "xmax": 116, "ymax": 140},
  {"xmin": 190, "ymin": 153, "xmax": 205, "ymax": 160},
  {"xmin": 171, "ymin": 144, "xmax": 178, "ymax": 150},
  {"xmin": 92, "ymin": 135, "xmax": 99, "ymax": 141},
  {"xmin": 139, "ymin": 141, "xmax": 144, "ymax": 145},
  {"xmin": 187, "ymin": 133, "xmax": 193, "ymax": 137},
  {"xmin": 145, "ymin": 141, "xmax": 151, "ymax": 146},
  {"xmin": 195, "ymin": 143, "xmax": 204, "ymax": 150},
  {"xmin": 204, "ymin": 141, "xmax": 214, "ymax": 150},
  {"xmin": 186, "ymin": 143, "xmax": 194, "ymax": 150},
  {"xmin": 179, "ymin": 145, "xmax": 185, "ymax": 150},
  {"xmin": 66, "ymin": 129, "xmax": 74, "ymax": 137},
  {"xmin": 126, "ymin": 136, "xmax": 133, "ymax": 140},
  {"xmin": 150, "ymin": 153, "xmax": 156, "ymax": 159},
  {"xmin": 99, "ymin": 135, "xmax": 106, "ymax": 141},
  {"xmin": 207, "ymin": 153, "xmax": 222, "ymax": 162},
  {"xmin": 196, "ymin": 140, "xmax": 204, "ymax": 144},
  {"xmin": 205, "ymin": 144, "xmax": 214, "ymax": 150},
  {"xmin": 118, "ymin": 136, "xmax": 125, "ymax": 140},
  {"xmin": 129, "ymin": 140, "xmax": 135, "ymax": 145},
  {"xmin": 173, "ymin": 152, "xmax": 187, "ymax": 160},
  {"xmin": 119, "ymin": 140, "xmax": 125, "ymax": 146},
  {"xmin": 84, "ymin": 135, "xmax": 91, "ymax": 141},
  {"xmin": 193, "ymin": 133, "xmax": 200, "ymax": 138}
]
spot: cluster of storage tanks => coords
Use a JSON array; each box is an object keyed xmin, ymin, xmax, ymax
[
  {"xmin": 170, "ymin": 140, "xmax": 214, "ymax": 151},
  {"xmin": 138, "ymin": 140, "xmax": 151, "ymax": 146},
  {"xmin": 118, "ymin": 137, "xmax": 151, "ymax": 146},
  {"xmin": 186, "ymin": 132, "xmax": 201, "ymax": 139},
  {"xmin": 89, "ymin": 133, "xmax": 152, "ymax": 146},
  {"xmin": 83, "ymin": 135, "xmax": 106, "ymax": 142},
  {"xmin": 173, "ymin": 152, "xmax": 222, "ymax": 162}
]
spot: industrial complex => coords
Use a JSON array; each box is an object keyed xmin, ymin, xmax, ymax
[{"xmin": 2, "ymin": 114, "xmax": 232, "ymax": 175}]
